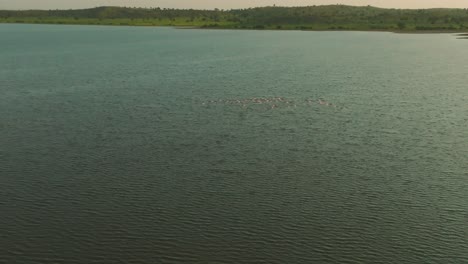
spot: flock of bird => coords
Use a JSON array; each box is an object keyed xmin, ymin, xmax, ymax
[{"xmin": 202, "ymin": 97, "xmax": 337, "ymax": 109}]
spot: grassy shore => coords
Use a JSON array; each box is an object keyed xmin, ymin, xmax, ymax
[{"xmin": 1, "ymin": 5, "xmax": 468, "ymax": 33}]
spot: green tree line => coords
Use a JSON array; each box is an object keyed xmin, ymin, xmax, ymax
[{"xmin": 1, "ymin": 5, "xmax": 468, "ymax": 31}]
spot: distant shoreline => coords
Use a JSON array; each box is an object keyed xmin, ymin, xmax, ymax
[
  {"xmin": 2, "ymin": 5, "xmax": 468, "ymax": 34},
  {"xmin": 1, "ymin": 21, "xmax": 468, "ymax": 35},
  {"xmin": 182, "ymin": 26, "xmax": 468, "ymax": 34}
]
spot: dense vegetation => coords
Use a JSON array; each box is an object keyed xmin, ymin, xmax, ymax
[{"xmin": 1, "ymin": 5, "xmax": 468, "ymax": 32}]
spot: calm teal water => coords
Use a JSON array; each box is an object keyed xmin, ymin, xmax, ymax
[{"xmin": 1, "ymin": 24, "xmax": 467, "ymax": 263}]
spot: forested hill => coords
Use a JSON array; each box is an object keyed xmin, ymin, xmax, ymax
[{"xmin": 2, "ymin": 5, "xmax": 468, "ymax": 31}]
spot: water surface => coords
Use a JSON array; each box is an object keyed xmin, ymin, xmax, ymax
[{"xmin": 1, "ymin": 24, "xmax": 467, "ymax": 263}]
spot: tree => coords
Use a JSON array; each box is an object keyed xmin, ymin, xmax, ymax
[{"xmin": 397, "ymin": 22, "xmax": 406, "ymax": 30}]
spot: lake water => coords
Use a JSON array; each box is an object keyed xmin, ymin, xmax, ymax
[{"xmin": 1, "ymin": 24, "xmax": 467, "ymax": 263}]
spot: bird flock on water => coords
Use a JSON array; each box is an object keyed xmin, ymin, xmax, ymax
[{"xmin": 201, "ymin": 97, "xmax": 338, "ymax": 109}]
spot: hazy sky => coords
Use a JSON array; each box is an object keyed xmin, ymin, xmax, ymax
[{"xmin": 1, "ymin": 0, "xmax": 467, "ymax": 10}]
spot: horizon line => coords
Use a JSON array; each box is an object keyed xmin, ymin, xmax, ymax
[{"xmin": 2, "ymin": 4, "xmax": 467, "ymax": 12}]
